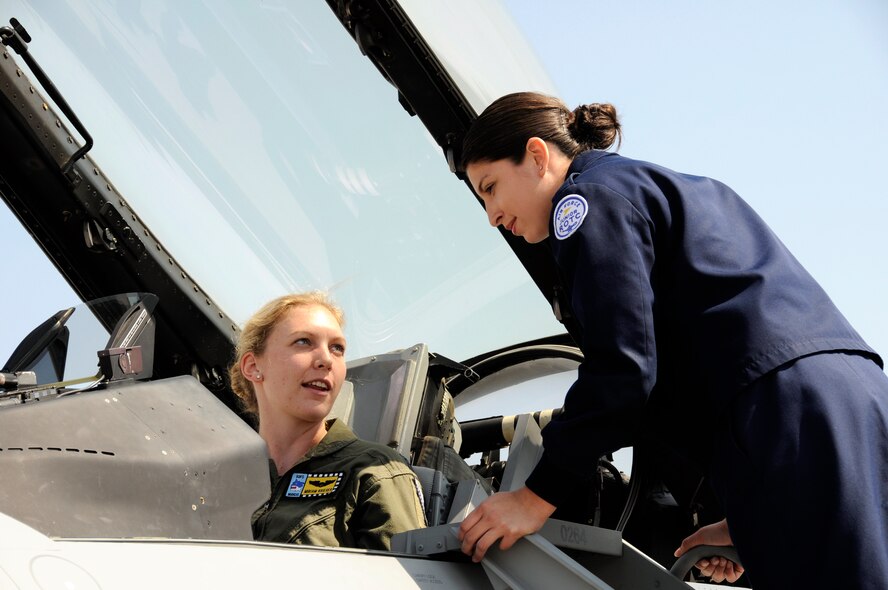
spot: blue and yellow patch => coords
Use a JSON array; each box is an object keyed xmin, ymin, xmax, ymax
[{"xmin": 286, "ymin": 472, "xmax": 343, "ymax": 498}]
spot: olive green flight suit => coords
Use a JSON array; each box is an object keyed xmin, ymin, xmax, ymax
[{"xmin": 252, "ymin": 418, "xmax": 426, "ymax": 550}]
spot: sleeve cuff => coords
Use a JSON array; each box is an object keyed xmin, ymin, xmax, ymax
[{"xmin": 524, "ymin": 452, "xmax": 590, "ymax": 509}]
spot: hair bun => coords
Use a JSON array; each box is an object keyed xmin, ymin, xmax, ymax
[{"xmin": 568, "ymin": 103, "xmax": 621, "ymax": 150}]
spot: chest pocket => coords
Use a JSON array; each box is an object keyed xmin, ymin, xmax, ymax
[{"xmin": 286, "ymin": 501, "xmax": 340, "ymax": 546}]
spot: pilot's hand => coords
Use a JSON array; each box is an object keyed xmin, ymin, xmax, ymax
[
  {"xmin": 674, "ymin": 518, "xmax": 744, "ymax": 583},
  {"xmin": 457, "ymin": 486, "xmax": 555, "ymax": 562}
]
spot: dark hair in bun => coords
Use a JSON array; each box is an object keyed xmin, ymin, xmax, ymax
[{"xmin": 461, "ymin": 92, "xmax": 621, "ymax": 169}]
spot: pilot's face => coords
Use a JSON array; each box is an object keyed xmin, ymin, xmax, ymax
[
  {"xmin": 253, "ymin": 305, "xmax": 347, "ymax": 425},
  {"xmin": 467, "ymin": 154, "xmax": 554, "ymax": 244}
]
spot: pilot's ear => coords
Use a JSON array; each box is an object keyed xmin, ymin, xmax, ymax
[
  {"xmin": 525, "ymin": 137, "xmax": 549, "ymax": 176},
  {"xmin": 241, "ymin": 352, "xmax": 261, "ymax": 384}
]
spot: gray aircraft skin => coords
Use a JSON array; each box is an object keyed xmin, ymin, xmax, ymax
[{"xmin": 0, "ymin": 2, "xmax": 744, "ymax": 588}]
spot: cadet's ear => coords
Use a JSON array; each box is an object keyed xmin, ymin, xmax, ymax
[{"xmin": 526, "ymin": 137, "xmax": 549, "ymax": 176}]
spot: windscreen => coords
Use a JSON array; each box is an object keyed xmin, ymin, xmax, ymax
[
  {"xmin": 1, "ymin": 0, "xmax": 564, "ymax": 360},
  {"xmin": 1, "ymin": 293, "xmax": 151, "ymax": 390}
]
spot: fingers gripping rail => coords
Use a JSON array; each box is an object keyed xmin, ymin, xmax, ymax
[
  {"xmin": 392, "ymin": 415, "xmax": 695, "ymax": 590},
  {"xmin": 669, "ymin": 545, "xmax": 743, "ymax": 580}
]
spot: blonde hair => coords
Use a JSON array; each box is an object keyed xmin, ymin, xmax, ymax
[{"xmin": 228, "ymin": 292, "xmax": 345, "ymax": 417}]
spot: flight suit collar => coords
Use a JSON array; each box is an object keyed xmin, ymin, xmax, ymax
[
  {"xmin": 267, "ymin": 418, "xmax": 358, "ymax": 486},
  {"xmin": 302, "ymin": 418, "xmax": 358, "ymax": 460}
]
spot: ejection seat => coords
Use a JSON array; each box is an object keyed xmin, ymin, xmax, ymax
[{"xmin": 337, "ymin": 343, "xmax": 485, "ymax": 526}]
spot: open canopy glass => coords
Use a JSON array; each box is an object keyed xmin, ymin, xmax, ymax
[{"xmin": 1, "ymin": 0, "xmax": 563, "ymax": 360}]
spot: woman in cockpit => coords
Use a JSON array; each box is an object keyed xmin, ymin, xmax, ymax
[{"xmin": 228, "ymin": 292, "xmax": 426, "ymax": 549}]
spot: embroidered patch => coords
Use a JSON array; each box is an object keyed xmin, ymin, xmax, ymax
[
  {"xmin": 553, "ymin": 194, "xmax": 588, "ymax": 240},
  {"xmin": 286, "ymin": 473, "xmax": 307, "ymax": 497},
  {"xmin": 286, "ymin": 472, "xmax": 343, "ymax": 498}
]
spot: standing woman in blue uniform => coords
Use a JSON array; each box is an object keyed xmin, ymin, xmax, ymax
[{"xmin": 456, "ymin": 91, "xmax": 888, "ymax": 589}]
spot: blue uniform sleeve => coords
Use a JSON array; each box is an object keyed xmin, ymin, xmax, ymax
[{"xmin": 525, "ymin": 183, "xmax": 657, "ymax": 508}]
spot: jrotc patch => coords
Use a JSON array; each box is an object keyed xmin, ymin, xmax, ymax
[
  {"xmin": 553, "ymin": 194, "xmax": 588, "ymax": 240},
  {"xmin": 286, "ymin": 472, "xmax": 343, "ymax": 498}
]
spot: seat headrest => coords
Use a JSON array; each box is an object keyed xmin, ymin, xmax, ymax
[{"xmin": 327, "ymin": 380, "xmax": 355, "ymax": 426}]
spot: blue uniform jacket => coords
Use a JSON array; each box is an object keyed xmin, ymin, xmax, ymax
[{"xmin": 524, "ymin": 150, "xmax": 881, "ymax": 507}]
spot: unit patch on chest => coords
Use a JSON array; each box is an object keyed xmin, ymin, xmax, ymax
[
  {"xmin": 553, "ymin": 193, "xmax": 588, "ymax": 240},
  {"xmin": 286, "ymin": 472, "xmax": 344, "ymax": 498}
]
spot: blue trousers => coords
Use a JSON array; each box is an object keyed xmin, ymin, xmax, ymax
[{"xmin": 710, "ymin": 352, "xmax": 888, "ymax": 590}]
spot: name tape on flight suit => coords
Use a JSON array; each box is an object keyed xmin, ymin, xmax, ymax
[
  {"xmin": 286, "ymin": 472, "xmax": 344, "ymax": 498},
  {"xmin": 553, "ymin": 194, "xmax": 588, "ymax": 240}
]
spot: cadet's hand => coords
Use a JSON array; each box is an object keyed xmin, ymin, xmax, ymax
[
  {"xmin": 457, "ymin": 486, "xmax": 555, "ymax": 562},
  {"xmin": 674, "ymin": 518, "xmax": 744, "ymax": 583}
]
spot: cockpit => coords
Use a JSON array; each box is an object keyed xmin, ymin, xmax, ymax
[{"xmin": 0, "ymin": 294, "xmax": 595, "ymax": 540}]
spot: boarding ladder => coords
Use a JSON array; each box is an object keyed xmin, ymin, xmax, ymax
[{"xmin": 393, "ymin": 414, "xmax": 710, "ymax": 590}]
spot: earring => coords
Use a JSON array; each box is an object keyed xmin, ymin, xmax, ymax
[{"xmin": 255, "ymin": 372, "xmax": 262, "ymax": 380}]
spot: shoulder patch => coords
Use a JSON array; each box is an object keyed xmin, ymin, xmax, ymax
[
  {"xmin": 286, "ymin": 472, "xmax": 343, "ymax": 498},
  {"xmin": 553, "ymin": 194, "xmax": 588, "ymax": 240}
]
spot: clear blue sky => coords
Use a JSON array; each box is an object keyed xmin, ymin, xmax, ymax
[
  {"xmin": 509, "ymin": 0, "xmax": 888, "ymax": 363},
  {"xmin": 2, "ymin": 1, "xmax": 887, "ymax": 370}
]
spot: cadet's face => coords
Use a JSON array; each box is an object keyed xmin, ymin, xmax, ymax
[
  {"xmin": 467, "ymin": 155, "xmax": 555, "ymax": 244},
  {"xmin": 254, "ymin": 305, "xmax": 347, "ymax": 425}
]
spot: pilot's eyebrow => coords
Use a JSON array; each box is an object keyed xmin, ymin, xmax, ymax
[
  {"xmin": 287, "ymin": 329, "xmax": 346, "ymax": 343},
  {"xmin": 287, "ymin": 329, "xmax": 316, "ymax": 337},
  {"xmin": 285, "ymin": 329, "xmax": 322, "ymax": 340}
]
